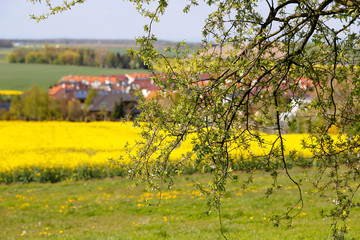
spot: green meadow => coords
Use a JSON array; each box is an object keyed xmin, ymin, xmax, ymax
[
  {"xmin": 1, "ymin": 169, "xmax": 359, "ymax": 240},
  {"xmin": 0, "ymin": 48, "xmax": 148, "ymax": 91}
]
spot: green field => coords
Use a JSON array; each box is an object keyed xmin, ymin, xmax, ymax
[
  {"xmin": 0, "ymin": 48, "xmax": 148, "ymax": 91},
  {"xmin": 1, "ymin": 169, "xmax": 359, "ymax": 239}
]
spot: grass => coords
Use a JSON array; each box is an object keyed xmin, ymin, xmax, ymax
[
  {"xmin": 0, "ymin": 48, "xmax": 148, "ymax": 91},
  {"xmin": 1, "ymin": 168, "xmax": 359, "ymax": 239}
]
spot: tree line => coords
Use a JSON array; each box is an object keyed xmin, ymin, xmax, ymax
[
  {"xmin": 0, "ymin": 40, "xmax": 13, "ymax": 48},
  {"xmin": 0, "ymin": 85, "xmax": 127, "ymax": 121},
  {"xmin": 6, "ymin": 45, "xmax": 148, "ymax": 69}
]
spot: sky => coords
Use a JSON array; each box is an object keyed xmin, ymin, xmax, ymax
[{"xmin": 0, "ymin": 0, "xmax": 214, "ymax": 42}]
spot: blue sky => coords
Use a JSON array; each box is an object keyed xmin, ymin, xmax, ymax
[{"xmin": 0, "ymin": 0, "xmax": 213, "ymax": 42}]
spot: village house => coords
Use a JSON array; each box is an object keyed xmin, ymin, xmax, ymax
[
  {"xmin": 88, "ymin": 93, "xmax": 139, "ymax": 120},
  {"xmin": 125, "ymin": 73, "xmax": 160, "ymax": 97},
  {"xmin": 47, "ymin": 73, "xmax": 162, "ymax": 119},
  {"xmin": 49, "ymin": 73, "xmax": 160, "ymax": 102}
]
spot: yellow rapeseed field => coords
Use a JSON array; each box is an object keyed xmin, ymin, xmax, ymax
[
  {"xmin": 0, "ymin": 90, "xmax": 23, "ymax": 95},
  {"xmin": 0, "ymin": 121, "xmax": 140, "ymax": 171},
  {"xmin": 0, "ymin": 121, "xmax": 142, "ymax": 183},
  {"xmin": 0, "ymin": 121, "xmax": 312, "ymax": 183}
]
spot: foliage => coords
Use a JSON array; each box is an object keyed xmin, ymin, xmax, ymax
[
  {"xmin": 29, "ymin": 0, "xmax": 360, "ymax": 238},
  {"xmin": 111, "ymin": 98, "xmax": 125, "ymax": 120},
  {"xmin": 84, "ymin": 88, "xmax": 97, "ymax": 110},
  {"xmin": 23, "ymin": 85, "xmax": 50, "ymax": 120},
  {"xmin": 8, "ymin": 85, "xmax": 85, "ymax": 121},
  {"xmin": 0, "ymin": 40, "xmax": 13, "ymax": 48},
  {"xmin": 6, "ymin": 45, "xmax": 148, "ymax": 69},
  {"xmin": 9, "ymin": 85, "xmax": 50, "ymax": 120},
  {"xmin": 126, "ymin": 1, "xmax": 360, "ymax": 239},
  {"xmin": 67, "ymin": 99, "xmax": 83, "ymax": 121}
]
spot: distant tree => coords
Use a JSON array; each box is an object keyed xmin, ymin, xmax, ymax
[
  {"xmin": 6, "ymin": 48, "xmax": 30, "ymax": 63},
  {"xmin": 99, "ymin": 105, "xmax": 108, "ymax": 121},
  {"xmin": 82, "ymin": 48, "xmax": 96, "ymax": 66},
  {"xmin": 58, "ymin": 99, "xmax": 69, "ymax": 119},
  {"xmin": 127, "ymin": 101, "xmax": 137, "ymax": 120},
  {"xmin": 23, "ymin": 85, "xmax": 49, "ymax": 120},
  {"xmin": 129, "ymin": 57, "xmax": 140, "ymax": 69},
  {"xmin": 48, "ymin": 98, "xmax": 63, "ymax": 120},
  {"xmin": 84, "ymin": 88, "xmax": 97, "ymax": 111},
  {"xmin": 105, "ymin": 52, "xmax": 117, "ymax": 68},
  {"xmin": 43, "ymin": 44, "xmax": 58, "ymax": 64},
  {"xmin": 9, "ymin": 86, "xmax": 78, "ymax": 121},
  {"xmin": 95, "ymin": 47, "xmax": 109, "ymax": 68},
  {"xmin": 111, "ymin": 98, "xmax": 125, "ymax": 120},
  {"xmin": 6, "ymin": 45, "xmax": 147, "ymax": 69},
  {"xmin": 0, "ymin": 40, "xmax": 13, "ymax": 48},
  {"xmin": 6, "ymin": 52, "xmax": 18, "ymax": 63},
  {"xmin": 16, "ymin": 49, "xmax": 28, "ymax": 63},
  {"xmin": 0, "ymin": 109, "xmax": 14, "ymax": 121},
  {"xmin": 67, "ymin": 99, "xmax": 83, "ymax": 121},
  {"xmin": 9, "ymin": 95, "xmax": 24, "ymax": 119},
  {"xmin": 57, "ymin": 50, "xmax": 81, "ymax": 65},
  {"xmin": 75, "ymin": 48, "xmax": 84, "ymax": 65},
  {"xmin": 25, "ymin": 51, "xmax": 39, "ymax": 64},
  {"xmin": 120, "ymin": 54, "xmax": 130, "ymax": 69},
  {"xmin": 115, "ymin": 53, "xmax": 122, "ymax": 68}
]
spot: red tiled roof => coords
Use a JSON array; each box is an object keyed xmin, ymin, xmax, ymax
[
  {"xmin": 110, "ymin": 75, "xmax": 128, "ymax": 82},
  {"xmin": 63, "ymin": 75, "xmax": 118, "ymax": 84},
  {"xmin": 127, "ymin": 73, "xmax": 152, "ymax": 80},
  {"xmin": 49, "ymin": 85, "xmax": 62, "ymax": 96},
  {"xmin": 49, "ymin": 84, "xmax": 74, "ymax": 96},
  {"xmin": 297, "ymin": 77, "xmax": 314, "ymax": 89},
  {"xmin": 132, "ymin": 79, "xmax": 159, "ymax": 91},
  {"xmin": 146, "ymin": 90, "xmax": 176, "ymax": 101}
]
